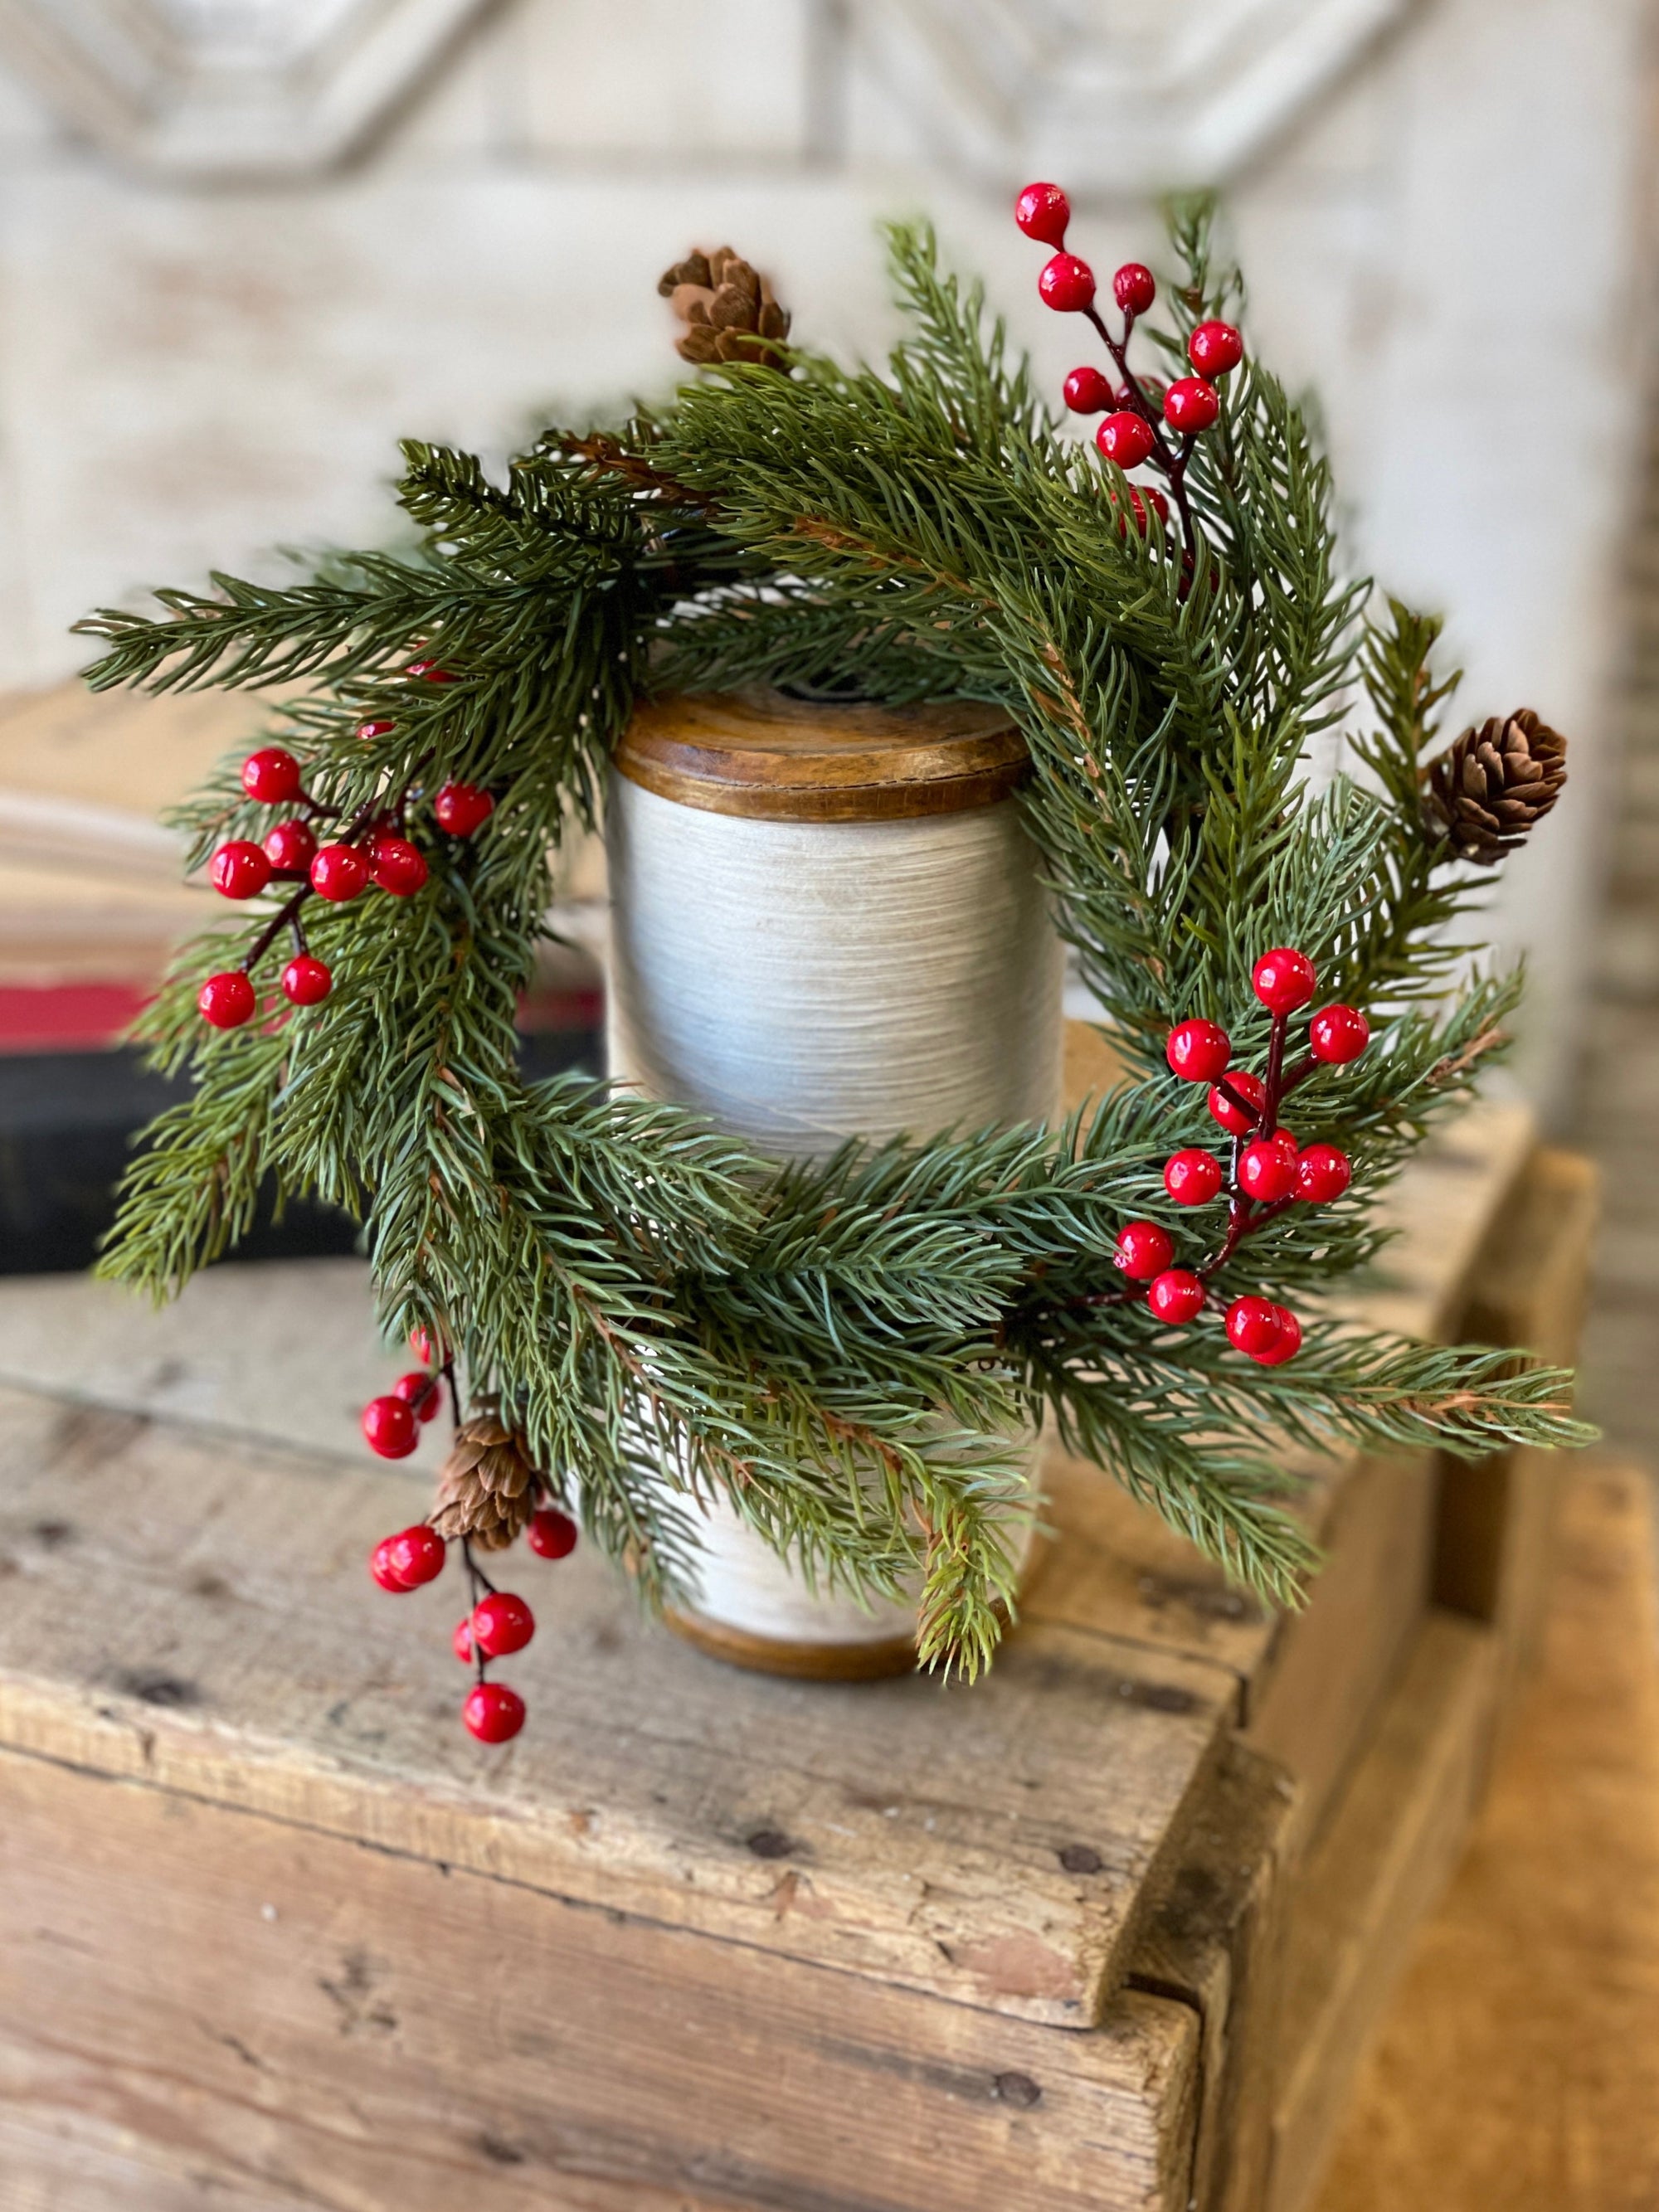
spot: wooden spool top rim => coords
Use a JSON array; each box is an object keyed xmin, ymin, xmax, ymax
[{"xmin": 615, "ymin": 689, "xmax": 1029, "ymax": 822}]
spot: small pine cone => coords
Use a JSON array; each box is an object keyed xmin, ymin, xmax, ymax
[
  {"xmin": 1423, "ymin": 709, "xmax": 1568, "ymax": 864},
  {"xmin": 658, "ymin": 245, "xmax": 790, "ymax": 367},
  {"xmin": 431, "ymin": 1408, "xmax": 539, "ymax": 1553}
]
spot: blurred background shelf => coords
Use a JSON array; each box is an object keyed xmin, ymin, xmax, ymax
[{"xmin": 0, "ymin": 681, "xmax": 606, "ymax": 1271}]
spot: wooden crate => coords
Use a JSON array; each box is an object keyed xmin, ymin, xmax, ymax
[{"xmin": 0, "ymin": 1045, "xmax": 1595, "ymax": 2212}]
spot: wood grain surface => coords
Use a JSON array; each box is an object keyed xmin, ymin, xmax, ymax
[
  {"xmin": 617, "ymin": 691, "xmax": 1029, "ymax": 820},
  {"xmin": 0, "ymin": 1748, "xmax": 1199, "ymax": 2212},
  {"xmin": 0, "ymin": 1383, "xmax": 1238, "ymax": 2030}
]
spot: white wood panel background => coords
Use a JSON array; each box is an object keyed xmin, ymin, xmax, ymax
[{"xmin": 0, "ymin": 0, "xmax": 1649, "ymax": 1117}]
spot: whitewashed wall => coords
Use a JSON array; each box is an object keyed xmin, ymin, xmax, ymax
[{"xmin": 0, "ymin": 0, "xmax": 1651, "ymax": 1115}]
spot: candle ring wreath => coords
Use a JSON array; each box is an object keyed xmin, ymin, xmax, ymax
[{"xmin": 77, "ymin": 192, "xmax": 1590, "ymax": 1733}]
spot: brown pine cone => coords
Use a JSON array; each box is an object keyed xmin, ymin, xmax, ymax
[
  {"xmin": 1422, "ymin": 709, "xmax": 1568, "ymax": 864},
  {"xmin": 658, "ymin": 246, "xmax": 790, "ymax": 367},
  {"xmin": 431, "ymin": 1407, "xmax": 539, "ymax": 1553}
]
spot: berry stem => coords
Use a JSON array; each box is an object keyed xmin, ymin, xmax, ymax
[
  {"xmin": 1278, "ymin": 1050, "xmax": 1319, "ymax": 1098},
  {"xmin": 1212, "ymin": 1074, "xmax": 1266, "ymax": 1127},
  {"xmin": 241, "ymin": 883, "xmax": 312, "ymax": 972},
  {"xmin": 1262, "ymin": 1010, "xmax": 1289, "ymax": 1122},
  {"xmin": 1080, "ymin": 304, "xmax": 1198, "ymax": 563},
  {"xmin": 235, "ymin": 791, "xmax": 384, "ymax": 975}
]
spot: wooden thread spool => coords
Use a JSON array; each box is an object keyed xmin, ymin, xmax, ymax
[{"xmin": 606, "ymin": 689, "xmax": 1064, "ymax": 1676}]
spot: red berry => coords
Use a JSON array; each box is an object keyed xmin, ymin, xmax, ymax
[
  {"xmin": 1014, "ymin": 182, "xmax": 1070, "ymax": 248},
  {"xmin": 310, "ymin": 843, "xmax": 370, "ymax": 902},
  {"xmin": 464, "ymin": 1681, "xmax": 525, "ymax": 1743},
  {"xmin": 1165, "ymin": 377, "xmax": 1220, "ymax": 434},
  {"xmin": 470, "ymin": 1590, "xmax": 536, "ymax": 1658},
  {"xmin": 356, "ymin": 719, "xmax": 395, "ymax": 742},
  {"xmin": 1253, "ymin": 946, "xmax": 1316, "ymax": 1014},
  {"xmin": 209, "ymin": 839, "xmax": 272, "ymax": 900},
  {"xmin": 1309, "ymin": 1004, "xmax": 1370, "ymax": 1065},
  {"xmin": 1238, "ymin": 1137, "xmax": 1297, "ymax": 1203},
  {"xmin": 264, "ymin": 818, "xmax": 317, "ymax": 873},
  {"xmin": 1272, "ymin": 1126, "xmax": 1300, "ymax": 1164},
  {"xmin": 198, "ymin": 970, "xmax": 256, "ymax": 1028},
  {"xmin": 433, "ymin": 781, "xmax": 494, "ymax": 837},
  {"xmin": 1063, "ymin": 365, "xmax": 1114, "ymax": 415},
  {"xmin": 527, "ymin": 1506, "xmax": 578, "ymax": 1561},
  {"xmin": 1147, "ymin": 1269, "xmax": 1206, "ymax": 1324},
  {"xmin": 1188, "ymin": 321, "xmax": 1243, "ymax": 377},
  {"xmin": 1253, "ymin": 1307, "xmax": 1302, "ymax": 1365},
  {"xmin": 370, "ymin": 1538, "xmax": 413, "ymax": 1592},
  {"xmin": 392, "ymin": 1370, "xmax": 441, "ymax": 1422},
  {"xmin": 1112, "ymin": 263, "xmax": 1156, "ymax": 316},
  {"xmin": 1095, "ymin": 411, "xmax": 1155, "ymax": 469},
  {"xmin": 451, "ymin": 1617, "xmax": 474, "ymax": 1662},
  {"xmin": 1208, "ymin": 1070, "xmax": 1267, "ymax": 1135},
  {"xmin": 385, "ymin": 1524, "xmax": 445, "ymax": 1586},
  {"xmin": 368, "ymin": 834, "xmax": 429, "ymax": 897},
  {"xmin": 1115, "ymin": 1219, "xmax": 1174, "ymax": 1281},
  {"xmin": 409, "ymin": 1325, "xmax": 446, "ymax": 1367},
  {"xmin": 241, "ymin": 746, "xmax": 303, "ymax": 805},
  {"xmin": 1039, "ymin": 254, "xmax": 1096, "ymax": 313},
  {"xmin": 1166, "ymin": 1018, "xmax": 1232, "ymax": 1082},
  {"xmin": 280, "ymin": 953, "xmax": 332, "ymax": 1007},
  {"xmin": 1165, "ymin": 1149, "xmax": 1223, "ymax": 1206},
  {"xmin": 406, "ymin": 658, "xmax": 457, "ymax": 683},
  {"xmin": 1111, "ymin": 488, "xmax": 1169, "ymax": 538},
  {"xmin": 1297, "ymin": 1143, "xmax": 1352, "ymax": 1204},
  {"xmin": 1225, "ymin": 1296, "xmax": 1282, "ymax": 1357},
  {"xmin": 362, "ymin": 1394, "xmax": 419, "ymax": 1460}
]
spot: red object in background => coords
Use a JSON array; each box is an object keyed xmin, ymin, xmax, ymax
[{"xmin": 0, "ymin": 982, "xmax": 153, "ymax": 1053}]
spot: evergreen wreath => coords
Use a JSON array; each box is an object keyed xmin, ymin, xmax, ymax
[{"xmin": 77, "ymin": 194, "xmax": 1590, "ymax": 1693}]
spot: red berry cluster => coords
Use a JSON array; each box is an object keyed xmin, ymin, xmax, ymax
[
  {"xmin": 1014, "ymin": 181, "xmax": 1243, "ymax": 566},
  {"xmin": 1104, "ymin": 946, "xmax": 1370, "ymax": 1366},
  {"xmin": 366, "ymin": 1328, "xmax": 577, "ymax": 1743},
  {"xmin": 196, "ymin": 664, "xmax": 497, "ymax": 1032}
]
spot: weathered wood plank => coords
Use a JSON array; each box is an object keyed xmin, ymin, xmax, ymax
[
  {"xmin": 1126, "ymin": 1741, "xmax": 1297, "ymax": 2212},
  {"xmin": 0, "ymin": 1388, "xmax": 1236, "ymax": 2029},
  {"xmin": 1243, "ymin": 1452, "xmax": 1436, "ymax": 1852},
  {"xmin": 0, "ymin": 1745, "xmax": 1201, "ymax": 2212},
  {"xmin": 1435, "ymin": 1148, "xmax": 1599, "ymax": 1708},
  {"xmin": 1268, "ymin": 1611, "xmax": 1501, "ymax": 2212}
]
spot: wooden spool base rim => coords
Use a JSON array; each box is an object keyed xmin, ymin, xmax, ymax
[
  {"xmin": 664, "ymin": 1607, "xmax": 922, "ymax": 1680},
  {"xmin": 618, "ymin": 688, "xmax": 1029, "ymax": 823},
  {"xmin": 662, "ymin": 1555, "xmax": 1037, "ymax": 1683}
]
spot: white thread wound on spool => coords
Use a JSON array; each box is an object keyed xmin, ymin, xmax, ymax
[
  {"xmin": 606, "ymin": 774, "xmax": 1063, "ymax": 1156},
  {"xmin": 605, "ymin": 764, "xmax": 1063, "ymax": 1646}
]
